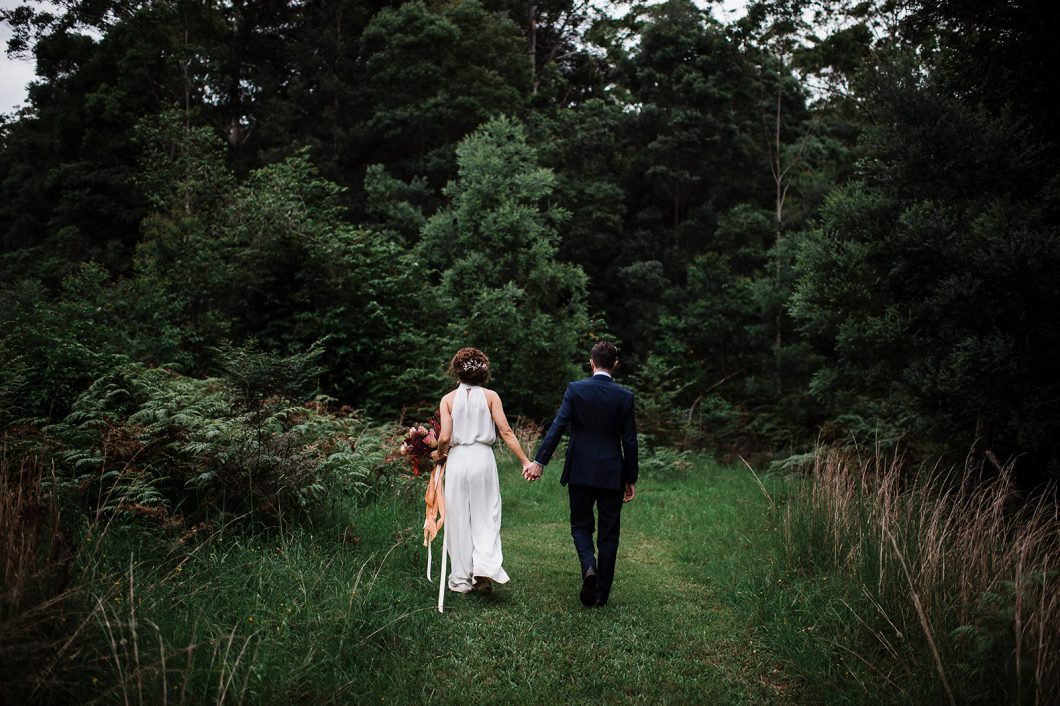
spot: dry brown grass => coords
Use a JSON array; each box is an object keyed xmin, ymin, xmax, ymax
[
  {"xmin": 0, "ymin": 447, "xmax": 79, "ymax": 700},
  {"xmin": 512, "ymin": 417, "xmax": 544, "ymax": 459},
  {"xmin": 785, "ymin": 447, "xmax": 1059, "ymax": 704}
]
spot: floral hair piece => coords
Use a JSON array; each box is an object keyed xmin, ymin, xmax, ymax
[{"xmin": 460, "ymin": 358, "xmax": 488, "ymax": 373}]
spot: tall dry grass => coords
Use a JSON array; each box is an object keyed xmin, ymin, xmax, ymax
[
  {"xmin": 0, "ymin": 447, "xmax": 79, "ymax": 701},
  {"xmin": 777, "ymin": 447, "xmax": 1059, "ymax": 704}
]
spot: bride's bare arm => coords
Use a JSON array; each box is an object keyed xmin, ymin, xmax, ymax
[{"xmin": 486, "ymin": 390, "xmax": 530, "ymax": 467}]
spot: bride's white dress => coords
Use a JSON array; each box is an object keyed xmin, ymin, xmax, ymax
[{"xmin": 445, "ymin": 383, "xmax": 510, "ymax": 592}]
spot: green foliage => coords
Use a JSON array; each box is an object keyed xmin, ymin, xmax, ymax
[
  {"xmin": 0, "ymin": 264, "xmax": 135, "ymax": 422},
  {"xmin": 135, "ymin": 110, "xmax": 235, "ymax": 216},
  {"xmin": 213, "ymin": 340, "xmax": 326, "ymax": 413},
  {"xmin": 530, "ymin": 98, "xmax": 629, "ymax": 313},
  {"xmin": 422, "ymin": 116, "xmax": 590, "ymax": 416},
  {"xmin": 358, "ymin": 0, "xmax": 529, "ymax": 186},
  {"xmin": 646, "ymin": 217, "xmax": 822, "ymax": 451},
  {"xmin": 791, "ymin": 55, "xmax": 1060, "ymax": 474},
  {"xmin": 0, "ymin": 421, "xmax": 407, "ymax": 704},
  {"xmin": 362, "ymin": 164, "xmax": 431, "ymax": 244},
  {"xmin": 3, "ymin": 1, "xmax": 1060, "ymax": 701},
  {"xmin": 0, "ymin": 0, "xmax": 838, "ymax": 457},
  {"xmin": 628, "ymin": 354, "xmax": 692, "ymax": 447},
  {"xmin": 2, "ymin": 0, "xmax": 1059, "ymax": 476},
  {"xmin": 635, "ymin": 442, "xmax": 694, "ymax": 477},
  {"xmin": 130, "ymin": 114, "xmax": 441, "ymax": 414},
  {"xmin": 620, "ymin": 0, "xmax": 783, "ymax": 250},
  {"xmin": 48, "ymin": 346, "xmax": 380, "ymax": 525}
]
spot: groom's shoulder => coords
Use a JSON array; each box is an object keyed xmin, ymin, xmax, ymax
[
  {"xmin": 567, "ymin": 377, "xmax": 602, "ymax": 396},
  {"xmin": 576, "ymin": 376, "xmax": 633, "ymax": 398}
]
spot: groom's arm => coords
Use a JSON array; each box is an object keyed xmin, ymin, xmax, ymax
[
  {"xmin": 621, "ymin": 393, "xmax": 638, "ymax": 485},
  {"xmin": 534, "ymin": 384, "xmax": 574, "ymax": 467}
]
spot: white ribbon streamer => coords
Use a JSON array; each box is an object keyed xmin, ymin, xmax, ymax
[{"xmin": 437, "ymin": 527, "xmax": 447, "ymax": 613}]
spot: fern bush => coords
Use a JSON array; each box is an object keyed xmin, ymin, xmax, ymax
[{"xmin": 47, "ymin": 345, "xmax": 388, "ymax": 527}]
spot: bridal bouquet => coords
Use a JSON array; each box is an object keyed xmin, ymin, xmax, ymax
[{"xmin": 399, "ymin": 417, "xmax": 441, "ymax": 477}]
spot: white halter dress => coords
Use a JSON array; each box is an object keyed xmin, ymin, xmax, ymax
[{"xmin": 444, "ymin": 383, "xmax": 510, "ymax": 592}]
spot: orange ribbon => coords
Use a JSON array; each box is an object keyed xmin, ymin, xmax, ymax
[
  {"xmin": 423, "ymin": 461, "xmax": 446, "ymax": 547},
  {"xmin": 424, "ymin": 461, "xmax": 448, "ymax": 611}
]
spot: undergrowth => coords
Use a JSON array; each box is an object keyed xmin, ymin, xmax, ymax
[{"xmin": 750, "ymin": 448, "xmax": 1059, "ymax": 705}]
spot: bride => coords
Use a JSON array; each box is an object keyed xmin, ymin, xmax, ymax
[{"xmin": 430, "ymin": 347, "xmax": 531, "ymax": 594}]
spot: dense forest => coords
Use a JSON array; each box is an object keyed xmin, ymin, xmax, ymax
[
  {"xmin": 2, "ymin": 0, "xmax": 1059, "ymax": 480},
  {"xmin": 2, "ymin": 1, "xmax": 1059, "ymax": 704}
]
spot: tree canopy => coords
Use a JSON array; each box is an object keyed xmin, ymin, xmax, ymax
[{"xmin": 2, "ymin": 0, "xmax": 1058, "ymax": 480}]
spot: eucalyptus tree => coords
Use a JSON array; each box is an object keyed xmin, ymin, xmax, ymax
[{"xmin": 421, "ymin": 116, "xmax": 590, "ymax": 417}]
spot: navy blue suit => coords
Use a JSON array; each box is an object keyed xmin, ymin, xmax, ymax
[{"xmin": 535, "ymin": 373, "xmax": 638, "ymax": 604}]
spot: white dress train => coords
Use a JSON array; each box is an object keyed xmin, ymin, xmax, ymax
[{"xmin": 444, "ymin": 383, "xmax": 510, "ymax": 593}]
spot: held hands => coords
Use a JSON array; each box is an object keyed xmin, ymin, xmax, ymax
[
  {"xmin": 521, "ymin": 459, "xmax": 632, "ymax": 500},
  {"xmin": 522, "ymin": 461, "xmax": 543, "ymax": 482}
]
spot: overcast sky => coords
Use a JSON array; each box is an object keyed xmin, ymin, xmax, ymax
[
  {"xmin": 1, "ymin": 0, "xmax": 749, "ymax": 116},
  {"xmin": 1, "ymin": 0, "xmax": 35, "ymax": 116}
]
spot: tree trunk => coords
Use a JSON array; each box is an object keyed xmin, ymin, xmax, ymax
[
  {"xmin": 529, "ymin": 4, "xmax": 538, "ymax": 95},
  {"xmin": 774, "ymin": 85, "xmax": 783, "ymax": 240},
  {"xmin": 226, "ymin": 1, "xmax": 245, "ymax": 147},
  {"xmin": 773, "ymin": 83, "xmax": 783, "ymax": 351}
]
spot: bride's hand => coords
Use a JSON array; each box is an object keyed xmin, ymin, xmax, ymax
[{"xmin": 430, "ymin": 449, "xmax": 445, "ymax": 462}]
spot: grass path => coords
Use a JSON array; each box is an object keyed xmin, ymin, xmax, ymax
[{"xmin": 360, "ymin": 455, "xmax": 794, "ymax": 704}]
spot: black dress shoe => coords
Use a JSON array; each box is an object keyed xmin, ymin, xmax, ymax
[
  {"xmin": 580, "ymin": 567, "xmax": 597, "ymax": 607},
  {"xmin": 593, "ymin": 599, "xmax": 606, "ymax": 607}
]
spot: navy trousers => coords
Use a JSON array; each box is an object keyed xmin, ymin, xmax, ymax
[{"xmin": 568, "ymin": 484, "xmax": 624, "ymax": 604}]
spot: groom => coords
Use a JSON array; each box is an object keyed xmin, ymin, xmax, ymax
[{"xmin": 524, "ymin": 340, "xmax": 638, "ymax": 607}]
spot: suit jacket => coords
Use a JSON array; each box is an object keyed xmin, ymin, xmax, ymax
[{"xmin": 534, "ymin": 373, "xmax": 638, "ymax": 490}]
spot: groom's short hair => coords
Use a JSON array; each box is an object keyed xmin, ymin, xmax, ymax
[{"xmin": 590, "ymin": 340, "xmax": 619, "ymax": 370}]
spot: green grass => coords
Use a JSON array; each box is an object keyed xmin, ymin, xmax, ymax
[
  {"xmin": 74, "ymin": 453, "xmax": 797, "ymax": 704},
  {"xmin": 36, "ymin": 447, "xmax": 1055, "ymax": 705}
]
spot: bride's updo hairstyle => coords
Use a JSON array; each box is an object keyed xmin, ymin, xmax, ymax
[{"xmin": 449, "ymin": 347, "xmax": 491, "ymax": 385}]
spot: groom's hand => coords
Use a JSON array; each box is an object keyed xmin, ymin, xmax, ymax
[
  {"xmin": 623, "ymin": 483, "xmax": 636, "ymax": 503},
  {"xmin": 523, "ymin": 461, "xmax": 543, "ymax": 482}
]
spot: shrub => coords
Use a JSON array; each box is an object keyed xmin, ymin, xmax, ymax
[
  {"xmin": 0, "ymin": 268, "xmax": 126, "ymax": 424},
  {"xmin": 637, "ymin": 443, "xmax": 693, "ymax": 478},
  {"xmin": 48, "ymin": 344, "xmax": 380, "ymax": 527}
]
